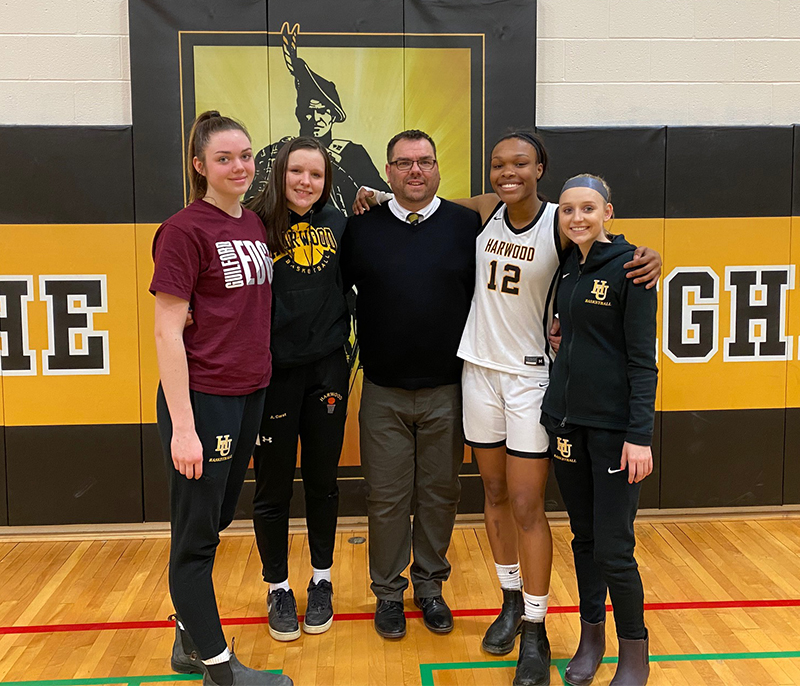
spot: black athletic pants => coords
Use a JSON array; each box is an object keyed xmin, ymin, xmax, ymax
[
  {"xmin": 252, "ymin": 347, "xmax": 348, "ymax": 583},
  {"xmin": 157, "ymin": 384, "xmax": 266, "ymax": 660},
  {"xmin": 546, "ymin": 420, "xmax": 646, "ymax": 640}
]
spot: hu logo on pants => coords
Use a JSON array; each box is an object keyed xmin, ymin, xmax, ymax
[
  {"xmin": 211, "ymin": 434, "xmax": 233, "ymax": 462},
  {"xmin": 555, "ymin": 437, "xmax": 575, "ymax": 463}
]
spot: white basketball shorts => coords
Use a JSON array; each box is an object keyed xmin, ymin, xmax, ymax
[{"xmin": 462, "ymin": 360, "xmax": 550, "ymax": 458}]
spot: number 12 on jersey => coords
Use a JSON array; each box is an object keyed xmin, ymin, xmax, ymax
[{"xmin": 487, "ymin": 260, "xmax": 520, "ymax": 295}]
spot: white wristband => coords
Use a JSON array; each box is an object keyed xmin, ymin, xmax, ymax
[{"xmin": 360, "ymin": 186, "xmax": 394, "ymax": 206}]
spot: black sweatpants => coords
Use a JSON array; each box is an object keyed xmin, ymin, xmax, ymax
[
  {"xmin": 546, "ymin": 420, "xmax": 646, "ymax": 640},
  {"xmin": 157, "ymin": 384, "xmax": 266, "ymax": 660},
  {"xmin": 252, "ymin": 347, "xmax": 348, "ymax": 583}
]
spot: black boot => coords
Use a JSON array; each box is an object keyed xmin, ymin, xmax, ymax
[
  {"xmin": 202, "ymin": 649, "xmax": 294, "ymax": 685},
  {"xmin": 169, "ymin": 614, "xmax": 206, "ymax": 675},
  {"xmin": 482, "ymin": 589, "xmax": 524, "ymax": 655},
  {"xmin": 609, "ymin": 631, "xmax": 649, "ymax": 686},
  {"xmin": 513, "ymin": 620, "xmax": 551, "ymax": 686},
  {"xmin": 564, "ymin": 619, "xmax": 605, "ymax": 686}
]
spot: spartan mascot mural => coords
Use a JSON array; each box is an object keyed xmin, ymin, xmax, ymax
[{"xmin": 245, "ymin": 23, "xmax": 390, "ymax": 214}]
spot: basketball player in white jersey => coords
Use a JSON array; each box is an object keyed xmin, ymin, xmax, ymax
[{"xmin": 353, "ymin": 131, "xmax": 660, "ymax": 686}]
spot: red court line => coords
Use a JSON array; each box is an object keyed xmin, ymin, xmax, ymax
[{"xmin": 3, "ymin": 598, "xmax": 800, "ymax": 636}]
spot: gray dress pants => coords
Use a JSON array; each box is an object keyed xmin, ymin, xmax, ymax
[{"xmin": 359, "ymin": 377, "xmax": 464, "ymax": 601}]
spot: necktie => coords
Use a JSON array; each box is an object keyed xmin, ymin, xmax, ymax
[{"xmin": 407, "ymin": 213, "xmax": 421, "ymax": 225}]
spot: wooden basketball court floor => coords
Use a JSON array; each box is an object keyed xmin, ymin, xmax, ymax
[{"xmin": 1, "ymin": 514, "xmax": 800, "ymax": 685}]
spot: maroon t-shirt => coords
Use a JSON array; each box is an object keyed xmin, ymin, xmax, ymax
[{"xmin": 150, "ymin": 200, "xmax": 273, "ymax": 395}]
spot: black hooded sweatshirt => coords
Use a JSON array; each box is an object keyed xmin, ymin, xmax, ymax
[
  {"xmin": 270, "ymin": 203, "xmax": 350, "ymax": 368},
  {"xmin": 541, "ymin": 234, "xmax": 658, "ymax": 445}
]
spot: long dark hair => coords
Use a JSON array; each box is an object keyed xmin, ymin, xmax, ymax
[
  {"xmin": 492, "ymin": 129, "xmax": 549, "ymax": 201},
  {"xmin": 246, "ymin": 136, "xmax": 332, "ymax": 254},
  {"xmin": 186, "ymin": 110, "xmax": 251, "ymax": 203}
]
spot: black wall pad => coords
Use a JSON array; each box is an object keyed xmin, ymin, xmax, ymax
[
  {"xmin": 784, "ymin": 408, "xmax": 800, "ymax": 504},
  {"xmin": 665, "ymin": 127, "xmax": 794, "ymax": 219},
  {"xmin": 267, "ymin": 0, "xmax": 398, "ymax": 32},
  {"xmin": 129, "ymin": 0, "xmax": 268, "ymax": 223},
  {"xmin": 6, "ymin": 424, "xmax": 143, "ymax": 525},
  {"xmin": 534, "ymin": 128, "xmax": 666, "ymax": 219},
  {"xmin": 0, "ymin": 425, "xmax": 7, "ymax": 526},
  {"xmin": 660, "ymin": 409, "xmax": 784, "ymax": 508},
  {"xmin": 793, "ymin": 126, "xmax": 800, "ymax": 215},
  {"xmin": 404, "ymin": 0, "xmax": 536, "ymax": 191},
  {"xmin": 142, "ymin": 423, "xmax": 169, "ymax": 522},
  {"xmin": 0, "ymin": 126, "xmax": 134, "ymax": 224}
]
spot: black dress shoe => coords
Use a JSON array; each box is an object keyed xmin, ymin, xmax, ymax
[
  {"xmin": 374, "ymin": 599, "xmax": 406, "ymax": 638},
  {"xmin": 414, "ymin": 595, "xmax": 454, "ymax": 634}
]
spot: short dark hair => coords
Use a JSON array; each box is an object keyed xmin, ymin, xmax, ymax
[
  {"xmin": 386, "ymin": 129, "xmax": 437, "ymax": 162},
  {"xmin": 492, "ymin": 129, "xmax": 548, "ymax": 178}
]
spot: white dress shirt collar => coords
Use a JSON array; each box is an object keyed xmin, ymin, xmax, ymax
[{"xmin": 388, "ymin": 195, "xmax": 442, "ymax": 224}]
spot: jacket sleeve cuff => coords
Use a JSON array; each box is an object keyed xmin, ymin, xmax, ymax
[{"xmin": 625, "ymin": 431, "xmax": 652, "ymax": 447}]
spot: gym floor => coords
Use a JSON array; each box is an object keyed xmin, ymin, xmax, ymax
[{"xmin": 1, "ymin": 515, "xmax": 799, "ymax": 685}]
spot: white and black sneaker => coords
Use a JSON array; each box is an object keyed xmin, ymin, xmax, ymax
[
  {"xmin": 303, "ymin": 579, "xmax": 334, "ymax": 634},
  {"xmin": 267, "ymin": 588, "xmax": 301, "ymax": 641}
]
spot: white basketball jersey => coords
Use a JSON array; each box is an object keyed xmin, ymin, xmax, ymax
[{"xmin": 458, "ymin": 201, "xmax": 561, "ymax": 377}]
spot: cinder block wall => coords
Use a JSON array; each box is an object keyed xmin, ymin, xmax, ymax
[{"xmin": 2, "ymin": 0, "xmax": 799, "ymax": 126}]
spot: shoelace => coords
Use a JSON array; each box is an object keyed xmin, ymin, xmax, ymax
[
  {"xmin": 307, "ymin": 582, "xmax": 331, "ymax": 612},
  {"xmin": 272, "ymin": 589, "xmax": 295, "ymax": 618}
]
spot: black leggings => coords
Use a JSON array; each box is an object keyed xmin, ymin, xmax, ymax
[
  {"xmin": 546, "ymin": 420, "xmax": 646, "ymax": 640},
  {"xmin": 252, "ymin": 347, "xmax": 348, "ymax": 583},
  {"xmin": 157, "ymin": 385, "xmax": 266, "ymax": 659}
]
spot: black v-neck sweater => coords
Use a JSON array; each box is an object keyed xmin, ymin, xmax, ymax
[{"xmin": 341, "ymin": 201, "xmax": 480, "ymax": 389}]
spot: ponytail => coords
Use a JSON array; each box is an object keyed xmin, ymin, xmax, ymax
[{"xmin": 186, "ymin": 110, "xmax": 251, "ymax": 203}]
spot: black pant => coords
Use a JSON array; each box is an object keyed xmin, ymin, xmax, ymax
[
  {"xmin": 252, "ymin": 347, "xmax": 348, "ymax": 583},
  {"xmin": 546, "ymin": 420, "xmax": 646, "ymax": 640},
  {"xmin": 157, "ymin": 384, "xmax": 266, "ymax": 660}
]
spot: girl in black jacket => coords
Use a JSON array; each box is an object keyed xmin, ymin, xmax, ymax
[
  {"xmin": 247, "ymin": 137, "xmax": 350, "ymax": 643},
  {"xmin": 541, "ymin": 175, "xmax": 657, "ymax": 686}
]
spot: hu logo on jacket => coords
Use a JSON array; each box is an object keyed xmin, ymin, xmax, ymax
[
  {"xmin": 591, "ymin": 279, "xmax": 609, "ymax": 300},
  {"xmin": 555, "ymin": 437, "xmax": 575, "ymax": 463}
]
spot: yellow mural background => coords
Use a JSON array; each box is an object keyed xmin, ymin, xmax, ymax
[{"xmin": 193, "ymin": 45, "xmax": 472, "ymax": 199}]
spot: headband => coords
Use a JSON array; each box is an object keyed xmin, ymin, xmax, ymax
[{"xmin": 561, "ymin": 176, "xmax": 609, "ymax": 202}]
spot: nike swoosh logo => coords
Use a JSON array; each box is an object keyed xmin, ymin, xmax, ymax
[
  {"xmin": 538, "ymin": 382, "xmax": 548, "ymax": 388},
  {"xmin": 608, "ymin": 467, "xmax": 624, "ymax": 474},
  {"xmin": 562, "ymin": 273, "xmax": 570, "ymax": 278}
]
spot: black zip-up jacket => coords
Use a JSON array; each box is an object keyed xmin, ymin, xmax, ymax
[
  {"xmin": 541, "ymin": 235, "xmax": 658, "ymax": 445},
  {"xmin": 270, "ymin": 204, "xmax": 349, "ymax": 368}
]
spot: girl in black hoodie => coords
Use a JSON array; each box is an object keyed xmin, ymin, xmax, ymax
[
  {"xmin": 541, "ymin": 175, "xmax": 657, "ymax": 686},
  {"xmin": 246, "ymin": 137, "xmax": 350, "ymax": 643}
]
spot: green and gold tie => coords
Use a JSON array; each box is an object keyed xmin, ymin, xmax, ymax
[{"xmin": 406, "ymin": 213, "xmax": 421, "ymax": 225}]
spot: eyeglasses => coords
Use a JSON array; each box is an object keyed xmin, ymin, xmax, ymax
[{"xmin": 388, "ymin": 157, "xmax": 437, "ymax": 172}]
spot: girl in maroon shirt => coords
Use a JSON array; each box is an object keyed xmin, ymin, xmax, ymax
[{"xmin": 151, "ymin": 110, "xmax": 290, "ymax": 686}]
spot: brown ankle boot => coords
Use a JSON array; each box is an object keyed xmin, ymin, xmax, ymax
[
  {"xmin": 564, "ymin": 618, "xmax": 605, "ymax": 686},
  {"xmin": 609, "ymin": 630, "xmax": 649, "ymax": 686}
]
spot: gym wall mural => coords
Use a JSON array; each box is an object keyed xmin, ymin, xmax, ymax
[{"xmin": 0, "ymin": 2, "xmax": 799, "ymax": 526}]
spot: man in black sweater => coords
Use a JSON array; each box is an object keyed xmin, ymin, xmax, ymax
[{"xmin": 341, "ymin": 130, "xmax": 480, "ymax": 639}]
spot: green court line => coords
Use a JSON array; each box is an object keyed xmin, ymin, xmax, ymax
[
  {"xmin": 419, "ymin": 650, "xmax": 800, "ymax": 686},
  {"xmin": 2, "ymin": 671, "xmax": 283, "ymax": 686}
]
